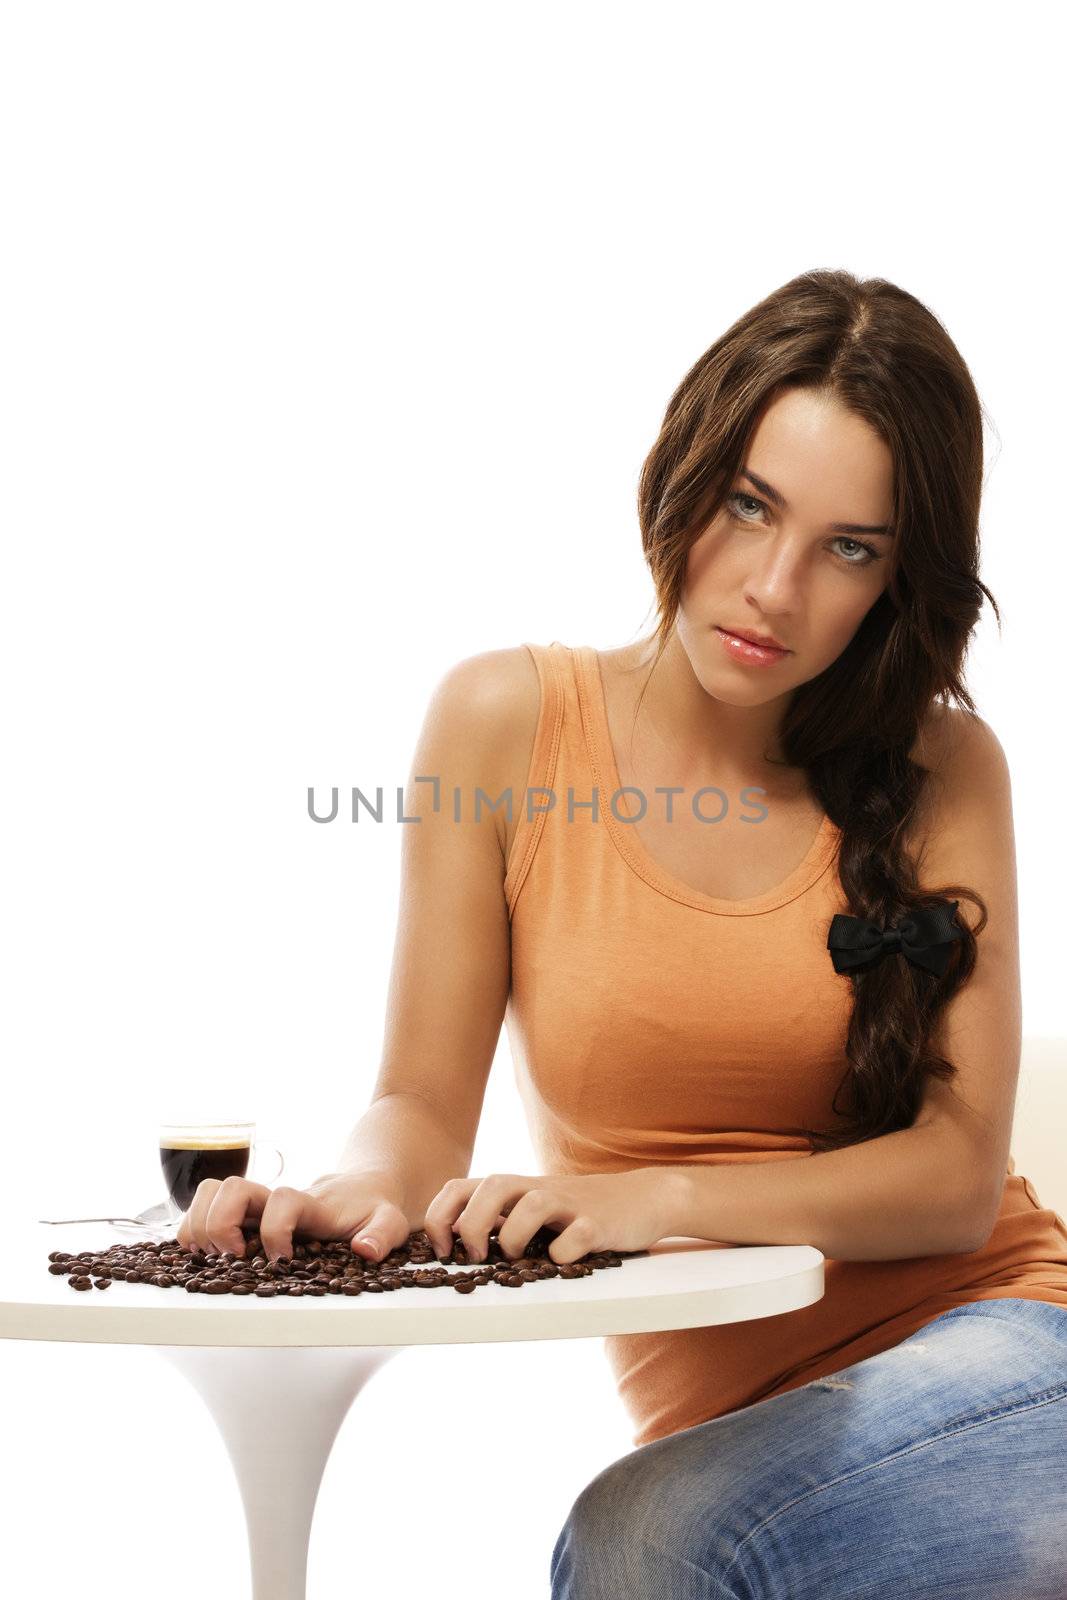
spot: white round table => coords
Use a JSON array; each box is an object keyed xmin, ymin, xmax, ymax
[{"xmin": 3, "ymin": 1223, "xmax": 824, "ymax": 1600}]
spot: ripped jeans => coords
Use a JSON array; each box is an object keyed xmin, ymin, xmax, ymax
[{"xmin": 551, "ymin": 1298, "xmax": 1067, "ymax": 1598}]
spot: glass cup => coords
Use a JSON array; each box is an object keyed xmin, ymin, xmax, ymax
[{"xmin": 159, "ymin": 1121, "xmax": 285, "ymax": 1216}]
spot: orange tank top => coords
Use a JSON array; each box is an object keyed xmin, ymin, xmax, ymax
[{"xmin": 503, "ymin": 641, "xmax": 1067, "ymax": 1448}]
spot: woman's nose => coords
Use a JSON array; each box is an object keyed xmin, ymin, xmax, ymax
[{"xmin": 743, "ymin": 539, "xmax": 806, "ymax": 614}]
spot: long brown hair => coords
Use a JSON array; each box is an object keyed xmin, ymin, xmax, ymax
[{"xmin": 635, "ymin": 268, "xmax": 998, "ymax": 1153}]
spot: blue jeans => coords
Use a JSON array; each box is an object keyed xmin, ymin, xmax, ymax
[{"xmin": 551, "ymin": 1298, "xmax": 1067, "ymax": 1598}]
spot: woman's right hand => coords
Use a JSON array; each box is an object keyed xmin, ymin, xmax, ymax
[{"xmin": 174, "ymin": 1170, "xmax": 414, "ymax": 1265}]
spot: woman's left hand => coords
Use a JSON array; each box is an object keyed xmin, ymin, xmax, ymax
[{"xmin": 421, "ymin": 1168, "xmax": 681, "ymax": 1265}]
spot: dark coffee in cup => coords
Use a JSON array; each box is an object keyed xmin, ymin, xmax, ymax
[{"xmin": 160, "ymin": 1139, "xmax": 250, "ymax": 1212}]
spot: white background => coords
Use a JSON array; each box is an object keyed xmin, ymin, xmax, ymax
[{"xmin": 1, "ymin": 3, "xmax": 1063, "ymax": 1596}]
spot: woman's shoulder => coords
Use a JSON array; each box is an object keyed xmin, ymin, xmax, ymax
[
  {"xmin": 428, "ymin": 645, "xmax": 542, "ymax": 738},
  {"xmin": 905, "ymin": 703, "xmax": 1012, "ymax": 889},
  {"xmin": 426, "ymin": 646, "xmax": 547, "ymax": 867},
  {"xmin": 909, "ymin": 701, "xmax": 1010, "ymax": 788}
]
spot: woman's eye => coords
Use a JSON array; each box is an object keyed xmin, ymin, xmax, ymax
[
  {"xmin": 727, "ymin": 491, "xmax": 765, "ymax": 521},
  {"xmin": 832, "ymin": 537, "xmax": 882, "ymax": 567}
]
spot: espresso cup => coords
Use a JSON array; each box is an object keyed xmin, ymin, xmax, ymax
[{"xmin": 159, "ymin": 1121, "xmax": 285, "ymax": 1213}]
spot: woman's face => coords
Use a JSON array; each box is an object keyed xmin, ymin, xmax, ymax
[{"xmin": 677, "ymin": 386, "xmax": 895, "ymax": 702}]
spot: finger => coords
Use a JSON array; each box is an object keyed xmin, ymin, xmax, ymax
[
  {"xmin": 497, "ymin": 1189, "xmax": 561, "ymax": 1261},
  {"xmin": 350, "ymin": 1198, "xmax": 409, "ymax": 1262},
  {"xmin": 204, "ymin": 1178, "xmax": 272, "ymax": 1257},
  {"xmin": 181, "ymin": 1179, "xmax": 224, "ymax": 1251},
  {"xmin": 422, "ymin": 1178, "xmax": 480, "ymax": 1259},
  {"xmin": 455, "ymin": 1176, "xmax": 530, "ymax": 1263},
  {"xmin": 258, "ymin": 1187, "xmax": 324, "ymax": 1265},
  {"xmin": 547, "ymin": 1213, "xmax": 599, "ymax": 1266}
]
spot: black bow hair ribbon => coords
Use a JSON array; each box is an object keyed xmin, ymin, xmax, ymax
[{"xmin": 827, "ymin": 898, "xmax": 963, "ymax": 977}]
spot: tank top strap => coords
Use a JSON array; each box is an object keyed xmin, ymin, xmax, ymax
[{"xmin": 503, "ymin": 641, "xmax": 579, "ymax": 914}]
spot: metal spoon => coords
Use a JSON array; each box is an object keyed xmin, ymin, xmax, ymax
[
  {"xmin": 39, "ymin": 1216, "xmax": 155, "ymax": 1225},
  {"xmin": 38, "ymin": 1200, "xmax": 182, "ymax": 1226}
]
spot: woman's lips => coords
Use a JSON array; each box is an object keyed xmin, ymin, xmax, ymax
[{"xmin": 714, "ymin": 626, "xmax": 791, "ymax": 666}]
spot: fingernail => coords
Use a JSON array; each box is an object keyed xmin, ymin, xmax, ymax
[{"xmin": 357, "ymin": 1235, "xmax": 378, "ymax": 1257}]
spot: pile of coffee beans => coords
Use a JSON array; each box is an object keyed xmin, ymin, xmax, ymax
[{"xmin": 47, "ymin": 1225, "xmax": 636, "ymax": 1296}]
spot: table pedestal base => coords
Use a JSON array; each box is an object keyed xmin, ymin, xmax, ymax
[{"xmin": 158, "ymin": 1344, "xmax": 401, "ymax": 1600}]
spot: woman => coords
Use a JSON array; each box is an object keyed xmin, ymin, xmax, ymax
[{"xmin": 179, "ymin": 269, "xmax": 1067, "ymax": 1595}]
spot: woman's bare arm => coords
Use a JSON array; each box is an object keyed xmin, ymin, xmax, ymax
[{"xmin": 318, "ymin": 647, "xmax": 540, "ymax": 1228}]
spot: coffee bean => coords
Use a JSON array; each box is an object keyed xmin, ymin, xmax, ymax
[{"xmin": 44, "ymin": 1226, "xmax": 643, "ymax": 1305}]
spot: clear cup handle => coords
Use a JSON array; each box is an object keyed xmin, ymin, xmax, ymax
[{"xmin": 250, "ymin": 1142, "xmax": 285, "ymax": 1184}]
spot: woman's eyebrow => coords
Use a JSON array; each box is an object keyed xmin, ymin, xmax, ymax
[{"xmin": 740, "ymin": 468, "xmax": 894, "ymax": 537}]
